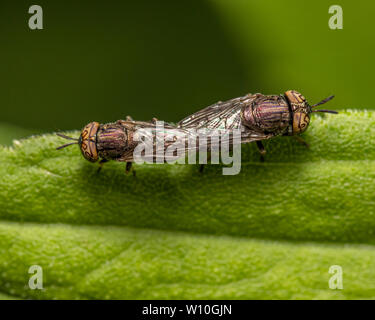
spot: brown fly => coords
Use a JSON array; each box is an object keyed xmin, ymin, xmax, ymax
[
  {"xmin": 56, "ymin": 117, "xmax": 199, "ymax": 173},
  {"xmin": 177, "ymin": 90, "xmax": 337, "ymax": 160}
]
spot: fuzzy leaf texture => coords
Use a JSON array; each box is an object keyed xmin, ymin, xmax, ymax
[{"xmin": 0, "ymin": 110, "xmax": 375, "ymax": 299}]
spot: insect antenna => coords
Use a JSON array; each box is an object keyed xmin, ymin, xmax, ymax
[
  {"xmin": 312, "ymin": 109, "xmax": 338, "ymax": 114},
  {"xmin": 56, "ymin": 142, "xmax": 78, "ymax": 150},
  {"xmin": 311, "ymin": 95, "xmax": 338, "ymax": 114},
  {"xmin": 56, "ymin": 133, "xmax": 78, "ymax": 141},
  {"xmin": 312, "ymin": 95, "xmax": 335, "ymax": 107},
  {"xmin": 56, "ymin": 133, "xmax": 79, "ymax": 150}
]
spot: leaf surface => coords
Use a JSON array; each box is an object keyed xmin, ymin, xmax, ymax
[{"xmin": 0, "ymin": 111, "xmax": 374, "ymax": 299}]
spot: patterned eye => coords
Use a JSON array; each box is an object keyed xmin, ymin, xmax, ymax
[
  {"xmin": 292, "ymin": 113, "xmax": 310, "ymax": 134},
  {"xmin": 285, "ymin": 90, "xmax": 306, "ymax": 107},
  {"xmin": 79, "ymin": 122, "xmax": 100, "ymax": 162}
]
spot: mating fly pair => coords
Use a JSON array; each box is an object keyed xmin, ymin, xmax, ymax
[{"xmin": 56, "ymin": 90, "xmax": 337, "ymax": 172}]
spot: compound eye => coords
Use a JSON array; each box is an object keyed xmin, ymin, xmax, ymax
[
  {"xmin": 285, "ymin": 90, "xmax": 307, "ymax": 114},
  {"xmin": 80, "ymin": 122, "xmax": 100, "ymax": 162},
  {"xmin": 293, "ymin": 113, "xmax": 310, "ymax": 134}
]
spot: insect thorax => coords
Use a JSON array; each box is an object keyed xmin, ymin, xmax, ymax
[
  {"xmin": 241, "ymin": 94, "xmax": 291, "ymax": 134},
  {"xmin": 96, "ymin": 123, "xmax": 129, "ymax": 160}
]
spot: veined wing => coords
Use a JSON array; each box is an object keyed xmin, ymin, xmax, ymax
[
  {"xmin": 178, "ymin": 93, "xmax": 276, "ymax": 144},
  {"xmin": 116, "ymin": 120, "xmax": 201, "ymax": 162},
  {"xmin": 116, "ymin": 115, "xmax": 276, "ymax": 163},
  {"xmin": 177, "ymin": 93, "xmax": 257, "ymax": 130}
]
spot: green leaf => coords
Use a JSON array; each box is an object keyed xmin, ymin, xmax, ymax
[
  {"xmin": 0, "ymin": 292, "xmax": 19, "ymax": 300},
  {"xmin": 1, "ymin": 110, "xmax": 375, "ymax": 299}
]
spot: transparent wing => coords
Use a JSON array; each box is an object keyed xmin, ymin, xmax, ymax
[
  {"xmin": 116, "ymin": 112, "xmax": 276, "ymax": 163},
  {"xmin": 116, "ymin": 120, "xmax": 202, "ymax": 162},
  {"xmin": 129, "ymin": 120, "xmax": 274, "ymax": 155},
  {"xmin": 177, "ymin": 94, "xmax": 257, "ymax": 130},
  {"xmin": 178, "ymin": 93, "xmax": 275, "ymax": 144}
]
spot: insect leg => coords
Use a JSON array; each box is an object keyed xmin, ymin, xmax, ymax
[
  {"xmin": 293, "ymin": 135, "xmax": 310, "ymax": 148},
  {"xmin": 256, "ymin": 141, "xmax": 266, "ymax": 155},
  {"xmin": 125, "ymin": 162, "xmax": 136, "ymax": 176},
  {"xmin": 255, "ymin": 141, "xmax": 266, "ymax": 162},
  {"xmin": 97, "ymin": 159, "xmax": 108, "ymax": 173},
  {"xmin": 199, "ymin": 152, "xmax": 211, "ymax": 173}
]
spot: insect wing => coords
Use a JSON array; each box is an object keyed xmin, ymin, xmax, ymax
[
  {"xmin": 177, "ymin": 96, "xmax": 248, "ymax": 130},
  {"xmin": 118, "ymin": 121, "xmax": 200, "ymax": 163},
  {"xmin": 178, "ymin": 93, "xmax": 275, "ymax": 144}
]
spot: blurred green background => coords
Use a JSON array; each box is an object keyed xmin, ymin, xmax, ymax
[{"xmin": 0, "ymin": 0, "xmax": 373, "ymax": 138}]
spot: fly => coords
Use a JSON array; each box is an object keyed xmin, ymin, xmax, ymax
[
  {"xmin": 177, "ymin": 90, "xmax": 337, "ymax": 159},
  {"xmin": 56, "ymin": 117, "xmax": 198, "ymax": 174}
]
